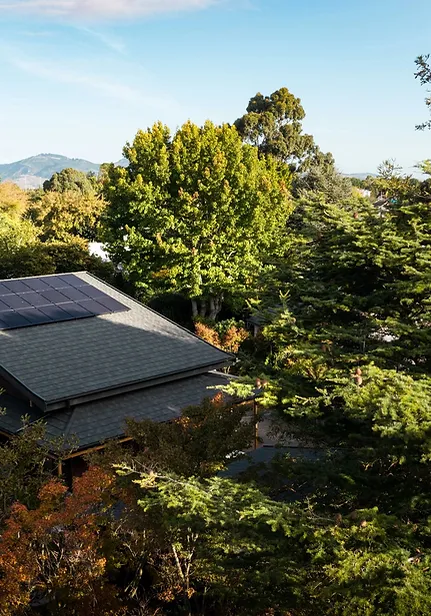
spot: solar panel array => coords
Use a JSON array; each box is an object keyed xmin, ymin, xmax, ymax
[{"xmin": 0, "ymin": 274, "xmax": 129, "ymax": 331}]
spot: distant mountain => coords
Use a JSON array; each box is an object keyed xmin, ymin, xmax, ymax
[
  {"xmin": 0, "ymin": 155, "xmax": 376, "ymax": 190},
  {"xmin": 0, "ymin": 153, "xmax": 102, "ymax": 189},
  {"xmin": 344, "ymin": 173, "xmax": 376, "ymax": 180}
]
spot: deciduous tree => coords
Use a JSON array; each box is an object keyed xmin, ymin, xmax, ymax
[
  {"xmin": 28, "ymin": 190, "xmax": 105, "ymax": 241},
  {"xmin": 0, "ymin": 182, "xmax": 28, "ymax": 217},
  {"xmin": 43, "ymin": 168, "xmax": 98, "ymax": 195},
  {"xmin": 0, "ymin": 466, "xmax": 123, "ymax": 616},
  {"xmin": 102, "ymin": 121, "xmax": 292, "ymax": 319}
]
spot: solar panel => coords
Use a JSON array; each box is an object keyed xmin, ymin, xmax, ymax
[
  {"xmin": 15, "ymin": 308, "xmax": 52, "ymax": 325},
  {"xmin": 0, "ymin": 274, "xmax": 130, "ymax": 331},
  {"xmin": 0, "ymin": 311, "xmax": 32, "ymax": 329},
  {"xmin": 57, "ymin": 302, "xmax": 93, "ymax": 318},
  {"xmin": 2, "ymin": 294, "xmax": 32, "ymax": 310},
  {"xmin": 77, "ymin": 299, "xmax": 110, "ymax": 315},
  {"xmin": 39, "ymin": 289, "xmax": 70, "ymax": 304},
  {"xmin": 58, "ymin": 287, "xmax": 89, "ymax": 301},
  {"xmin": 3, "ymin": 280, "xmax": 31, "ymax": 293},
  {"xmin": 23, "ymin": 278, "xmax": 52, "ymax": 292}
]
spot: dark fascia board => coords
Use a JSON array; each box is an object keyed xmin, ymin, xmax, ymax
[{"xmin": 44, "ymin": 360, "xmax": 229, "ymax": 412}]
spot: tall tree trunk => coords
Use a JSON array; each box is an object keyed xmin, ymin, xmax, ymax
[
  {"xmin": 209, "ymin": 296, "xmax": 216, "ymax": 320},
  {"xmin": 199, "ymin": 300, "xmax": 207, "ymax": 317},
  {"xmin": 191, "ymin": 299, "xmax": 198, "ymax": 318},
  {"xmin": 192, "ymin": 295, "xmax": 224, "ymax": 320},
  {"xmin": 208, "ymin": 294, "xmax": 224, "ymax": 320}
]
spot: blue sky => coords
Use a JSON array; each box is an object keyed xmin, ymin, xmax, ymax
[{"xmin": 0, "ymin": 0, "xmax": 430, "ymax": 174}]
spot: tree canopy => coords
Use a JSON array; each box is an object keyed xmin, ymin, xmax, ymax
[
  {"xmin": 0, "ymin": 182, "xmax": 29, "ymax": 217},
  {"xmin": 415, "ymin": 54, "xmax": 431, "ymax": 130},
  {"xmin": 292, "ymin": 151, "xmax": 353, "ymax": 202},
  {"xmin": 102, "ymin": 120, "xmax": 293, "ymax": 318},
  {"xmin": 234, "ymin": 86, "xmax": 317, "ymax": 169},
  {"xmin": 42, "ymin": 167, "xmax": 98, "ymax": 194},
  {"xmin": 28, "ymin": 190, "xmax": 105, "ymax": 241}
]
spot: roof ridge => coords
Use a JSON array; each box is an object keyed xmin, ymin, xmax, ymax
[{"xmin": 0, "ymin": 271, "xmax": 87, "ymax": 284}]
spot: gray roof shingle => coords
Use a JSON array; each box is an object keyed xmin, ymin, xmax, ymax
[
  {"xmin": 60, "ymin": 371, "xmax": 231, "ymax": 450},
  {"xmin": 0, "ymin": 371, "xmax": 231, "ymax": 452},
  {"xmin": 0, "ymin": 273, "xmax": 231, "ymax": 410}
]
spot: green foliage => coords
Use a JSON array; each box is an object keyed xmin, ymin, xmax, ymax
[
  {"xmin": 292, "ymin": 151, "xmax": 354, "ymax": 202},
  {"xmin": 0, "ymin": 178, "xmax": 110, "ymax": 280},
  {"xmin": 234, "ymin": 86, "xmax": 316, "ymax": 169},
  {"xmin": 0, "ymin": 182, "xmax": 29, "ymax": 217},
  {"xmin": 28, "ymin": 189, "xmax": 105, "ymax": 241},
  {"xmin": 102, "ymin": 120, "xmax": 292, "ymax": 318},
  {"xmin": 0, "ymin": 234, "xmax": 115, "ymax": 281},
  {"xmin": 0, "ymin": 211, "xmax": 39, "ymax": 250},
  {"xmin": 43, "ymin": 167, "xmax": 98, "ymax": 194},
  {"xmin": 349, "ymin": 176, "xmax": 371, "ymax": 188},
  {"xmin": 244, "ymin": 183, "xmax": 431, "ymax": 526},
  {"xmin": 113, "ymin": 466, "xmax": 431, "ymax": 616},
  {"xmin": 95, "ymin": 396, "xmax": 254, "ymax": 479},
  {"xmin": 43, "ymin": 236, "xmax": 116, "ymax": 280},
  {"xmin": 417, "ymin": 159, "xmax": 431, "ymax": 176},
  {"xmin": 415, "ymin": 54, "xmax": 431, "ymax": 130},
  {"xmin": 0, "ymin": 211, "xmax": 46, "ymax": 278},
  {"xmin": 0, "ymin": 421, "xmax": 63, "ymax": 522}
]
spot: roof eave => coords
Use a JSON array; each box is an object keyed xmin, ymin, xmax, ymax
[
  {"xmin": 0, "ymin": 365, "xmax": 47, "ymax": 411},
  {"xmin": 44, "ymin": 360, "xmax": 232, "ymax": 412}
]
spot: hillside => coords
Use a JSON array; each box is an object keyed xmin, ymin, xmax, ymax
[
  {"xmin": 0, "ymin": 154, "xmax": 101, "ymax": 189},
  {"xmin": 345, "ymin": 172, "xmax": 376, "ymax": 180},
  {"xmin": 1, "ymin": 153, "xmax": 374, "ymax": 190}
]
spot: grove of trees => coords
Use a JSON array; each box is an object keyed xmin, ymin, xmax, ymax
[
  {"xmin": 0, "ymin": 168, "xmax": 114, "ymax": 282},
  {"xmin": 0, "ymin": 68, "xmax": 431, "ymax": 614}
]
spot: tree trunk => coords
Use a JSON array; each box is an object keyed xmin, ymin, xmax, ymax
[
  {"xmin": 192, "ymin": 295, "xmax": 224, "ymax": 320},
  {"xmin": 199, "ymin": 300, "xmax": 207, "ymax": 317},
  {"xmin": 209, "ymin": 296, "xmax": 216, "ymax": 320},
  {"xmin": 208, "ymin": 294, "xmax": 224, "ymax": 320},
  {"xmin": 191, "ymin": 299, "xmax": 198, "ymax": 318}
]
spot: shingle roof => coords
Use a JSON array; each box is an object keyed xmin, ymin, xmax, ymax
[
  {"xmin": 0, "ymin": 394, "xmax": 41, "ymax": 434},
  {"xmin": 0, "ymin": 371, "xmax": 231, "ymax": 452},
  {"xmin": 0, "ymin": 272, "xmax": 231, "ymax": 411}
]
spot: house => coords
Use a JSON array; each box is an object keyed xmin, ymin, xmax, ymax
[
  {"xmin": 0, "ymin": 272, "xmax": 232, "ymax": 477},
  {"xmin": 353, "ymin": 188, "xmax": 372, "ymax": 199}
]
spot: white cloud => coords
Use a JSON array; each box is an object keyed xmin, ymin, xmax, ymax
[
  {"xmin": 10, "ymin": 55, "xmax": 176, "ymax": 110},
  {"xmin": 77, "ymin": 26, "xmax": 126, "ymax": 54},
  {"xmin": 13, "ymin": 56, "xmax": 141, "ymax": 101},
  {"xmin": 0, "ymin": 0, "xmax": 220, "ymax": 19}
]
